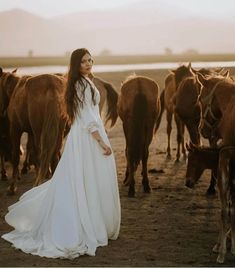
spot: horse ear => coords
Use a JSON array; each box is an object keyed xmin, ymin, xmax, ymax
[
  {"xmin": 12, "ymin": 68, "xmax": 17, "ymax": 73},
  {"xmin": 0, "ymin": 67, "xmax": 2, "ymax": 77},
  {"xmin": 223, "ymin": 70, "xmax": 230, "ymax": 78},
  {"xmin": 196, "ymin": 72, "xmax": 207, "ymax": 86},
  {"xmin": 215, "ymin": 67, "xmax": 224, "ymax": 74},
  {"xmin": 170, "ymin": 69, "xmax": 176, "ymax": 74},
  {"xmin": 190, "ymin": 67, "xmax": 197, "ymax": 74},
  {"xmin": 188, "ymin": 62, "xmax": 192, "ymax": 69}
]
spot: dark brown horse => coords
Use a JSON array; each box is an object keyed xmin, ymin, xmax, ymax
[
  {"xmin": 0, "ymin": 68, "xmax": 68, "ymax": 194},
  {"xmin": 118, "ymin": 75, "xmax": 161, "ymax": 197},
  {"xmin": 197, "ymin": 73, "xmax": 235, "ymax": 263},
  {"xmin": 185, "ymin": 143, "xmax": 218, "ymax": 194}
]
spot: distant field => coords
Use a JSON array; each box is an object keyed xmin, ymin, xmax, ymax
[{"xmin": 1, "ymin": 53, "xmax": 235, "ymax": 68}]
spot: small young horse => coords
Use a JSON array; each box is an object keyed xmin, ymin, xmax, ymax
[
  {"xmin": 185, "ymin": 143, "xmax": 219, "ymax": 194},
  {"xmin": 118, "ymin": 75, "xmax": 160, "ymax": 197}
]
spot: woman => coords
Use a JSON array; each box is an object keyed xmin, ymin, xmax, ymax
[{"xmin": 1, "ymin": 48, "xmax": 121, "ymax": 259}]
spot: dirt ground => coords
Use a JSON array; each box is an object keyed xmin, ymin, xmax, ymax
[{"xmin": 1, "ymin": 68, "xmax": 235, "ymax": 267}]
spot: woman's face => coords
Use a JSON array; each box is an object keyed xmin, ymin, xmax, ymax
[{"xmin": 80, "ymin": 53, "xmax": 93, "ymax": 76}]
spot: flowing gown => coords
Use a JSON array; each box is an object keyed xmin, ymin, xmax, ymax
[{"xmin": 1, "ymin": 78, "xmax": 121, "ymax": 259}]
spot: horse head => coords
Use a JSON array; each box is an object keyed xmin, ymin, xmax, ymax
[
  {"xmin": 197, "ymin": 73, "xmax": 223, "ymax": 141},
  {"xmin": 0, "ymin": 68, "xmax": 19, "ymax": 116},
  {"xmin": 171, "ymin": 63, "xmax": 194, "ymax": 90}
]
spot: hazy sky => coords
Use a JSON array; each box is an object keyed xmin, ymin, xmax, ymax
[{"xmin": 0, "ymin": 0, "xmax": 235, "ymax": 18}]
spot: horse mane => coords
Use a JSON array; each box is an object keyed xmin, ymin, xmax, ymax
[{"xmin": 122, "ymin": 73, "xmax": 137, "ymax": 84}]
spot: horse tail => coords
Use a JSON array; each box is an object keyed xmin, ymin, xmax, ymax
[
  {"xmin": 103, "ymin": 81, "xmax": 119, "ymax": 127},
  {"xmin": 129, "ymin": 82, "xmax": 148, "ymax": 168},
  {"xmin": 155, "ymin": 88, "xmax": 165, "ymax": 132},
  {"xmin": 37, "ymin": 93, "xmax": 60, "ymax": 184}
]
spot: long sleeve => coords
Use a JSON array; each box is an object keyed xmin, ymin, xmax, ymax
[{"xmin": 75, "ymin": 80, "xmax": 99, "ymax": 133}]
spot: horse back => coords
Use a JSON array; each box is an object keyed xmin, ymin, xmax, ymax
[
  {"xmin": 7, "ymin": 75, "xmax": 32, "ymax": 131},
  {"xmin": 118, "ymin": 76, "xmax": 159, "ymax": 119}
]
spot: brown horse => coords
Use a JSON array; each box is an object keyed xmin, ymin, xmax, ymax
[
  {"xmin": 118, "ymin": 75, "xmax": 160, "ymax": 197},
  {"xmin": 0, "ymin": 68, "xmax": 68, "ymax": 194},
  {"xmin": 174, "ymin": 68, "xmax": 228, "ymax": 146},
  {"xmin": 197, "ymin": 73, "xmax": 235, "ymax": 263},
  {"xmin": 156, "ymin": 63, "xmax": 194, "ymax": 162},
  {"xmin": 173, "ymin": 76, "xmax": 201, "ymax": 145}
]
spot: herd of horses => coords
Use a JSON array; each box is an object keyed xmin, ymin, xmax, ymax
[{"xmin": 1, "ymin": 63, "xmax": 235, "ymax": 263}]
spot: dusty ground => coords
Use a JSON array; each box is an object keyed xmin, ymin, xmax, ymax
[{"xmin": 1, "ymin": 69, "xmax": 235, "ymax": 267}]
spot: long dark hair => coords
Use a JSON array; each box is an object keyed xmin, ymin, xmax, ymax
[{"xmin": 65, "ymin": 48, "xmax": 96, "ymax": 123}]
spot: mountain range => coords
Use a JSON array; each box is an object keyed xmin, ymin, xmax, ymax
[{"xmin": 1, "ymin": 0, "xmax": 235, "ymax": 56}]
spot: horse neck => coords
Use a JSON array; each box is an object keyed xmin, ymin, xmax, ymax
[
  {"xmin": 215, "ymin": 83, "xmax": 235, "ymax": 112},
  {"xmin": 6, "ymin": 75, "xmax": 20, "ymax": 98}
]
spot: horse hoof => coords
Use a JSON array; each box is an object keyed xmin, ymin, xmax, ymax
[
  {"xmin": 143, "ymin": 185, "xmax": 151, "ymax": 193},
  {"xmin": 231, "ymin": 248, "xmax": 235, "ymax": 255},
  {"xmin": 216, "ymin": 254, "xmax": 225, "ymax": 264},
  {"xmin": 174, "ymin": 159, "xmax": 180, "ymax": 164},
  {"xmin": 206, "ymin": 188, "xmax": 216, "ymax": 196},
  {"xmin": 7, "ymin": 186, "xmax": 17, "ymax": 195},
  {"xmin": 166, "ymin": 154, "xmax": 171, "ymax": 160},
  {"xmin": 128, "ymin": 190, "xmax": 135, "ymax": 198}
]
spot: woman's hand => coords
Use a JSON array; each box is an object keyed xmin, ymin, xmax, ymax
[
  {"xmin": 91, "ymin": 130, "xmax": 112, "ymax": 155},
  {"xmin": 98, "ymin": 140, "xmax": 112, "ymax": 155}
]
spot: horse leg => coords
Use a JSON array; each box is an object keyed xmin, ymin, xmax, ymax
[
  {"xmin": 0, "ymin": 154, "xmax": 7, "ymax": 180},
  {"xmin": 174, "ymin": 114, "xmax": 183, "ymax": 163},
  {"xmin": 166, "ymin": 110, "xmax": 172, "ymax": 159},
  {"xmin": 206, "ymin": 171, "xmax": 217, "ymax": 195},
  {"xmin": 142, "ymin": 148, "xmax": 151, "ymax": 193},
  {"xmin": 215, "ymin": 157, "xmax": 230, "ymax": 263},
  {"xmin": 21, "ymin": 136, "xmax": 30, "ymax": 174},
  {"xmin": 128, "ymin": 163, "xmax": 136, "ymax": 198},
  {"xmin": 230, "ymin": 160, "xmax": 235, "ymax": 255},
  {"xmin": 215, "ymin": 202, "xmax": 229, "ymax": 263},
  {"xmin": 8, "ymin": 129, "xmax": 22, "ymax": 195},
  {"xmin": 181, "ymin": 123, "xmax": 186, "ymax": 160},
  {"xmin": 123, "ymin": 146, "xmax": 129, "ymax": 185},
  {"xmin": 231, "ymin": 201, "xmax": 235, "ymax": 255}
]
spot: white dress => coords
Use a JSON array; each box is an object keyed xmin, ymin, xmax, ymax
[{"xmin": 1, "ymin": 78, "xmax": 121, "ymax": 259}]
